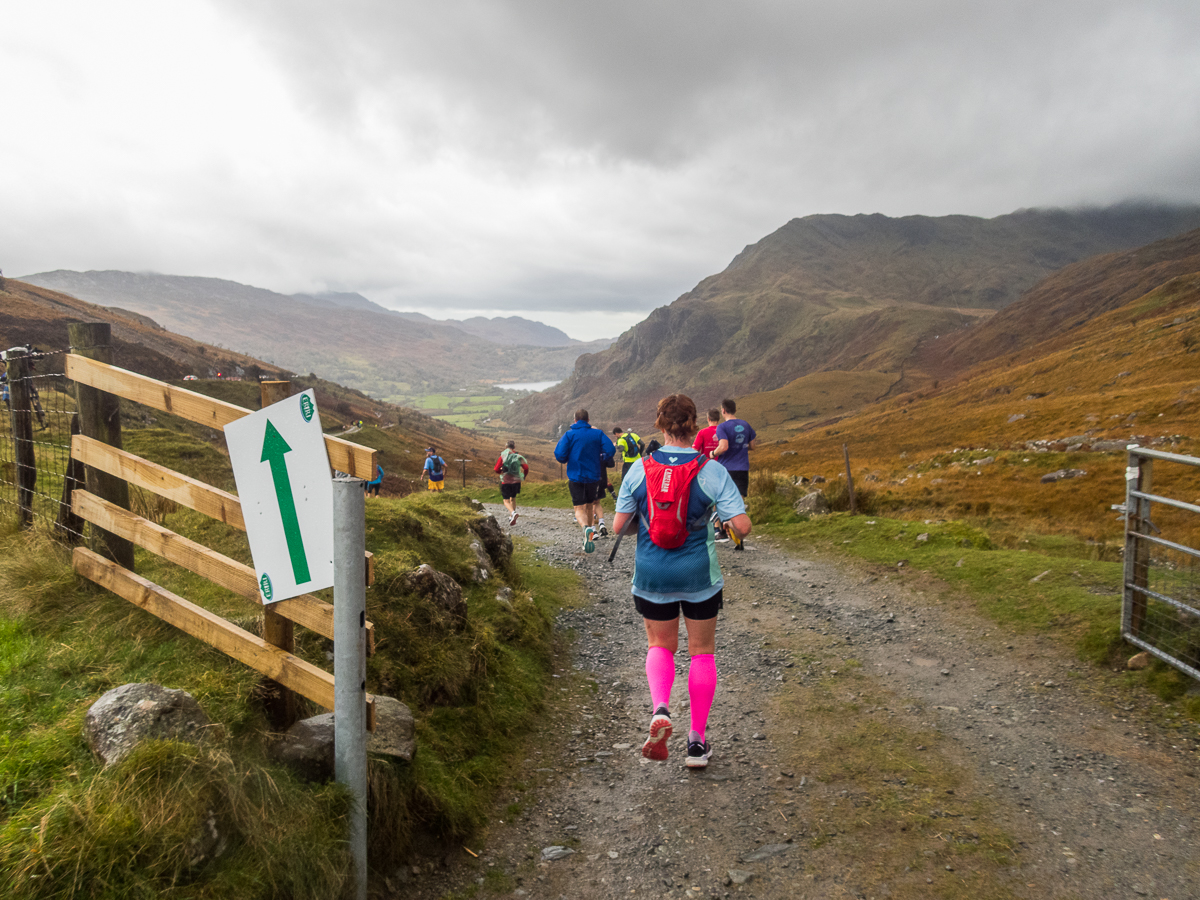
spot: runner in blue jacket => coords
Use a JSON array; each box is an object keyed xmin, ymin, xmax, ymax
[{"xmin": 554, "ymin": 409, "xmax": 616, "ymax": 553}]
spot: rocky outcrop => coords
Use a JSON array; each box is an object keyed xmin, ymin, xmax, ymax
[
  {"xmin": 405, "ymin": 564, "xmax": 468, "ymax": 628},
  {"xmin": 1041, "ymin": 468, "xmax": 1088, "ymax": 483},
  {"xmin": 469, "ymin": 514, "xmax": 513, "ymax": 569},
  {"xmin": 84, "ymin": 683, "xmax": 215, "ymax": 767}
]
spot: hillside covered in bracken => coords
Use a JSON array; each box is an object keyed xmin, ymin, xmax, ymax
[
  {"xmin": 749, "ymin": 260, "xmax": 1200, "ymax": 547},
  {"xmin": 501, "ymin": 205, "xmax": 1200, "ymax": 435}
]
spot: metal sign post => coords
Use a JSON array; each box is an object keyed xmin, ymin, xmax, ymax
[{"xmin": 333, "ymin": 475, "xmax": 368, "ymax": 900}]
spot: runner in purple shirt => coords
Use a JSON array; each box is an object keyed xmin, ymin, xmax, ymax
[{"xmin": 708, "ymin": 398, "xmax": 757, "ymax": 501}]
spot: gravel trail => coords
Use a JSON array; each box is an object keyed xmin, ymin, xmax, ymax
[{"xmin": 394, "ymin": 505, "xmax": 1200, "ymax": 900}]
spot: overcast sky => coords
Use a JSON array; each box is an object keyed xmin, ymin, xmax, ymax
[{"xmin": 4, "ymin": 1, "xmax": 1199, "ymax": 340}]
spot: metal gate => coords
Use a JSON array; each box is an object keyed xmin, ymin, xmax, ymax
[{"xmin": 1123, "ymin": 445, "xmax": 1200, "ymax": 681}]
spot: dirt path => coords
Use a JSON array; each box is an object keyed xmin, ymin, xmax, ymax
[{"xmin": 393, "ymin": 505, "xmax": 1200, "ymax": 900}]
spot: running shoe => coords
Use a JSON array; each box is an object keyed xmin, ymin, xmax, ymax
[
  {"xmin": 641, "ymin": 711, "xmax": 673, "ymax": 761},
  {"xmin": 597, "ymin": 522, "xmax": 609, "ymax": 537},
  {"xmin": 685, "ymin": 740, "xmax": 713, "ymax": 768},
  {"xmin": 583, "ymin": 526, "xmax": 596, "ymax": 554},
  {"xmin": 509, "ymin": 512, "xmax": 519, "ymax": 526}
]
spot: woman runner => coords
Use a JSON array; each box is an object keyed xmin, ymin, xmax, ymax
[{"xmin": 612, "ymin": 394, "xmax": 752, "ymax": 768}]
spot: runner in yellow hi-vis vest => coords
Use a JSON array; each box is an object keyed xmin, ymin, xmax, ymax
[{"xmin": 611, "ymin": 427, "xmax": 645, "ymax": 480}]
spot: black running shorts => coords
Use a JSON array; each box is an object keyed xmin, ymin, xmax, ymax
[
  {"xmin": 634, "ymin": 590, "xmax": 723, "ymax": 622},
  {"xmin": 568, "ymin": 480, "xmax": 605, "ymax": 506}
]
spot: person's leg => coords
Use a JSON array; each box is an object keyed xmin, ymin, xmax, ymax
[
  {"xmin": 682, "ymin": 606, "xmax": 719, "ymax": 767},
  {"xmin": 683, "ymin": 615, "xmax": 717, "ymax": 736},
  {"xmin": 642, "ymin": 613, "xmax": 681, "ymax": 760}
]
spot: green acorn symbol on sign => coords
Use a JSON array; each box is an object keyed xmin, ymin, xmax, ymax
[
  {"xmin": 300, "ymin": 394, "xmax": 315, "ymax": 422},
  {"xmin": 260, "ymin": 572, "xmax": 273, "ymax": 601}
]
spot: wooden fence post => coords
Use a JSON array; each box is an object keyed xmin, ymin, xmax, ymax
[
  {"xmin": 259, "ymin": 379, "xmax": 298, "ymax": 728},
  {"xmin": 6, "ymin": 350, "xmax": 36, "ymax": 529},
  {"xmin": 842, "ymin": 443, "xmax": 857, "ymax": 516},
  {"xmin": 69, "ymin": 323, "xmax": 135, "ymax": 569}
]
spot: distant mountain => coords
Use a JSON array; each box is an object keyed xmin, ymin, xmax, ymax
[
  {"xmin": 502, "ymin": 204, "xmax": 1200, "ymax": 434},
  {"xmin": 16, "ymin": 271, "xmax": 611, "ymax": 403},
  {"xmin": 290, "ymin": 293, "xmax": 581, "ymax": 346},
  {"xmin": 0, "ymin": 278, "xmax": 524, "ymax": 483},
  {"xmin": 454, "ymin": 316, "xmax": 580, "ymax": 347}
]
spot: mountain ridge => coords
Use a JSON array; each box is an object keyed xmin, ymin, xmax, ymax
[{"xmin": 501, "ymin": 204, "xmax": 1200, "ymax": 434}]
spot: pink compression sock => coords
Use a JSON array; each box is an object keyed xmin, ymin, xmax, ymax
[
  {"xmin": 645, "ymin": 646, "xmax": 676, "ymax": 712},
  {"xmin": 688, "ymin": 654, "xmax": 718, "ymax": 742}
]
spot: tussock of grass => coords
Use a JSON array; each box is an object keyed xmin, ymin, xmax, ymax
[{"xmin": 1, "ymin": 741, "xmax": 351, "ymax": 900}]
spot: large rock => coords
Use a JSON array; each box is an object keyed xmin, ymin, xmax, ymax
[
  {"xmin": 84, "ymin": 683, "xmax": 215, "ymax": 767},
  {"xmin": 272, "ymin": 697, "xmax": 416, "ymax": 781},
  {"xmin": 793, "ymin": 491, "xmax": 831, "ymax": 517},
  {"xmin": 274, "ymin": 714, "xmax": 335, "ymax": 781},
  {"xmin": 405, "ymin": 563, "xmax": 467, "ymax": 628},
  {"xmin": 469, "ymin": 515, "xmax": 513, "ymax": 569},
  {"xmin": 369, "ymin": 696, "xmax": 416, "ymax": 761}
]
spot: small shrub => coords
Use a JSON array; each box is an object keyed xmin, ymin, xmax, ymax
[{"xmin": 821, "ymin": 480, "xmax": 877, "ymax": 515}]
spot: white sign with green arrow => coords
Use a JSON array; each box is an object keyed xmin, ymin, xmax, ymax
[{"xmin": 225, "ymin": 390, "xmax": 334, "ymax": 604}]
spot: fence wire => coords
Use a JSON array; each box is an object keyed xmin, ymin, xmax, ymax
[
  {"xmin": 1, "ymin": 348, "xmax": 84, "ymax": 541},
  {"xmin": 1123, "ymin": 448, "xmax": 1200, "ymax": 681}
]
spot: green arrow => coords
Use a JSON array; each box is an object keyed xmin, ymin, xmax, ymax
[{"xmin": 261, "ymin": 420, "xmax": 311, "ymax": 584}]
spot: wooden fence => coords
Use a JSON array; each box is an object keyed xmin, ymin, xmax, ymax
[{"xmin": 65, "ymin": 331, "xmax": 379, "ymax": 729}]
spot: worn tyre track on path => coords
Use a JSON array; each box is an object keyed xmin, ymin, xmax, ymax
[{"xmin": 396, "ymin": 505, "xmax": 1199, "ymax": 900}]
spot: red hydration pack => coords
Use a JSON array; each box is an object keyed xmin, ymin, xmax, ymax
[{"xmin": 643, "ymin": 454, "xmax": 708, "ymax": 549}]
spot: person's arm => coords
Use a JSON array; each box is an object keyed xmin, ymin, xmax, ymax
[
  {"xmin": 748, "ymin": 438, "xmax": 757, "ymax": 451},
  {"xmin": 612, "ymin": 511, "xmax": 635, "ymax": 535},
  {"xmin": 725, "ymin": 513, "xmax": 752, "ymax": 540},
  {"xmin": 711, "ymin": 438, "xmax": 729, "ymax": 459},
  {"xmin": 494, "ymin": 456, "xmax": 504, "ymax": 474}
]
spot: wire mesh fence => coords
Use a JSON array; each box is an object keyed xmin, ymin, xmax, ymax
[
  {"xmin": 1, "ymin": 346, "xmax": 84, "ymax": 541},
  {"xmin": 1122, "ymin": 447, "xmax": 1200, "ymax": 682}
]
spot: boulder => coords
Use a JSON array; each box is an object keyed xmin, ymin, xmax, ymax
[
  {"xmin": 793, "ymin": 491, "xmax": 830, "ymax": 517},
  {"xmin": 370, "ymin": 696, "xmax": 417, "ymax": 761},
  {"xmin": 273, "ymin": 713, "xmax": 335, "ymax": 781},
  {"xmin": 406, "ymin": 563, "xmax": 467, "ymax": 627},
  {"xmin": 469, "ymin": 515, "xmax": 513, "ymax": 569},
  {"xmin": 272, "ymin": 698, "xmax": 415, "ymax": 781},
  {"xmin": 1126, "ymin": 651, "xmax": 1152, "ymax": 671},
  {"xmin": 84, "ymin": 683, "xmax": 215, "ymax": 767}
]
